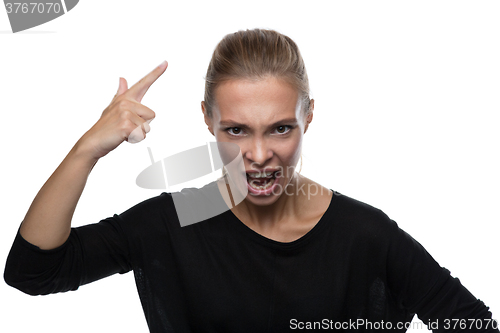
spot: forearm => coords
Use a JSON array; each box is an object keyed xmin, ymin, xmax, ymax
[{"xmin": 19, "ymin": 139, "xmax": 99, "ymax": 250}]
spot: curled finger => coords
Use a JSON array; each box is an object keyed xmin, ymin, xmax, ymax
[
  {"xmin": 126, "ymin": 120, "xmax": 152, "ymax": 143},
  {"xmin": 127, "ymin": 123, "xmax": 146, "ymax": 144},
  {"xmin": 144, "ymin": 119, "xmax": 151, "ymax": 133}
]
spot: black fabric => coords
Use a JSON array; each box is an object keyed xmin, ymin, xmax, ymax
[{"xmin": 4, "ymin": 182, "xmax": 498, "ymax": 332}]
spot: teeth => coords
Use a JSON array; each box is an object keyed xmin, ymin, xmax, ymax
[
  {"xmin": 247, "ymin": 171, "xmax": 275, "ymax": 178},
  {"xmin": 248, "ymin": 177, "xmax": 276, "ymax": 190}
]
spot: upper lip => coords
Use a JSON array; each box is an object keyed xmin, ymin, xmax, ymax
[
  {"xmin": 245, "ymin": 169, "xmax": 280, "ymax": 177},
  {"xmin": 246, "ymin": 169, "xmax": 279, "ymax": 173}
]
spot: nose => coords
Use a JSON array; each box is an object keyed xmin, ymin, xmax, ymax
[{"xmin": 244, "ymin": 138, "xmax": 273, "ymax": 167}]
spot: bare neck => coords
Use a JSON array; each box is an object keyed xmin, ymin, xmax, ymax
[{"xmin": 221, "ymin": 173, "xmax": 318, "ymax": 233}]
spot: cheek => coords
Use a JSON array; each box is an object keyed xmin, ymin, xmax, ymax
[
  {"xmin": 277, "ymin": 147, "xmax": 301, "ymax": 179},
  {"xmin": 279, "ymin": 137, "xmax": 302, "ymax": 164}
]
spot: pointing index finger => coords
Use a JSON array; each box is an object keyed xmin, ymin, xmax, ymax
[{"xmin": 127, "ymin": 60, "xmax": 168, "ymax": 103}]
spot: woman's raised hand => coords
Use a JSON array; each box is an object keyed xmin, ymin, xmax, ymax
[{"xmin": 78, "ymin": 60, "xmax": 168, "ymax": 160}]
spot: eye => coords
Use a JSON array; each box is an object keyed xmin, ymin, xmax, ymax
[
  {"xmin": 274, "ymin": 125, "xmax": 293, "ymax": 135},
  {"xmin": 226, "ymin": 127, "xmax": 244, "ymax": 136}
]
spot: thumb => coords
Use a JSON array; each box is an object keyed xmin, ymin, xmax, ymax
[{"xmin": 115, "ymin": 77, "xmax": 128, "ymax": 97}]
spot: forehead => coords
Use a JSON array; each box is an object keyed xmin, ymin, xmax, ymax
[{"xmin": 213, "ymin": 76, "xmax": 302, "ymax": 123}]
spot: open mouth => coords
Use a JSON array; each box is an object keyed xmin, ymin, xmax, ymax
[{"xmin": 246, "ymin": 171, "xmax": 279, "ymax": 190}]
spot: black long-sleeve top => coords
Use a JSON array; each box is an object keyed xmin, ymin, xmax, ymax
[{"xmin": 4, "ymin": 181, "xmax": 499, "ymax": 332}]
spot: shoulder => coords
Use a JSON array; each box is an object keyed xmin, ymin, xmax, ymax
[
  {"xmin": 113, "ymin": 191, "xmax": 177, "ymax": 241},
  {"xmin": 331, "ymin": 191, "xmax": 400, "ymax": 246},
  {"xmin": 119, "ymin": 191, "xmax": 174, "ymax": 221},
  {"xmin": 334, "ymin": 192, "xmax": 395, "ymax": 227},
  {"xmin": 119, "ymin": 180, "xmax": 230, "ymax": 230}
]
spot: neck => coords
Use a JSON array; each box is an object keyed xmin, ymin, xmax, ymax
[{"xmin": 228, "ymin": 172, "xmax": 306, "ymax": 232}]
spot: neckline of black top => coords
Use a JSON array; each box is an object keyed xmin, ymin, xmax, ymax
[{"xmin": 219, "ymin": 188, "xmax": 339, "ymax": 251}]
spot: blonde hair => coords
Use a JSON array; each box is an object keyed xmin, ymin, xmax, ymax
[
  {"xmin": 203, "ymin": 28, "xmax": 312, "ymax": 118},
  {"xmin": 204, "ymin": 28, "xmax": 309, "ymax": 179}
]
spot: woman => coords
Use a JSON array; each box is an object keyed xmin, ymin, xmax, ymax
[{"xmin": 4, "ymin": 28, "xmax": 498, "ymax": 332}]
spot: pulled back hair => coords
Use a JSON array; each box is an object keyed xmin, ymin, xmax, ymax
[{"xmin": 203, "ymin": 28, "xmax": 312, "ymax": 118}]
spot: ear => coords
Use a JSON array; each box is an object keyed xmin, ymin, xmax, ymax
[
  {"xmin": 202, "ymin": 101, "xmax": 215, "ymax": 136},
  {"xmin": 303, "ymin": 99, "xmax": 314, "ymax": 134}
]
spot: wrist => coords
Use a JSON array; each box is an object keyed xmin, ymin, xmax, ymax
[{"xmin": 70, "ymin": 138, "xmax": 101, "ymax": 169}]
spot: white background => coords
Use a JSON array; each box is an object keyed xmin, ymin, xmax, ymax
[{"xmin": 1, "ymin": 1, "xmax": 499, "ymax": 332}]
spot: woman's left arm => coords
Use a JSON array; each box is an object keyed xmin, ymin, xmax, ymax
[{"xmin": 384, "ymin": 217, "xmax": 499, "ymax": 333}]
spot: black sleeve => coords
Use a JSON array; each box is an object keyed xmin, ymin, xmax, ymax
[
  {"xmin": 3, "ymin": 214, "xmax": 132, "ymax": 296},
  {"xmin": 385, "ymin": 217, "xmax": 499, "ymax": 332}
]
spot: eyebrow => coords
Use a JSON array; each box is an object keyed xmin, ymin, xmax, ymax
[{"xmin": 219, "ymin": 118, "xmax": 298, "ymax": 129}]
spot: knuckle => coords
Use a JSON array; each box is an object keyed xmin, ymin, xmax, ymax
[
  {"xmin": 121, "ymin": 118, "xmax": 135, "ymax": 131},
  {"xmin": 119, "ymin": 109, "xmax": 132, "ymax": 119},
  {"xmin": 117, "ymin": 99, "xmax": 131, "ymax": 110}
]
